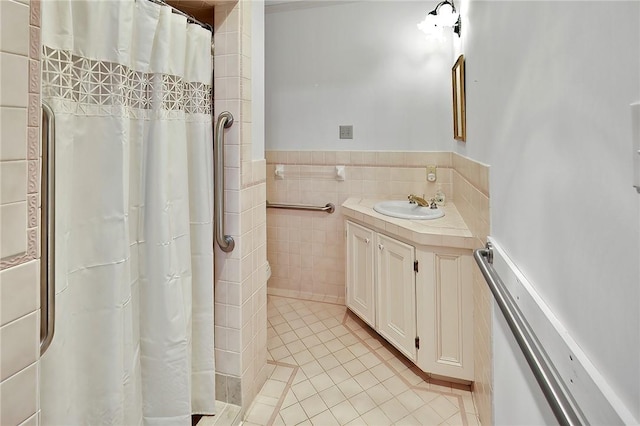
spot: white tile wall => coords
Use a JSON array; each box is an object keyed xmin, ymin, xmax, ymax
[
  {"xmin": 0, "ymin": 203, "xmax": 28, "ymax": 258},
  {"xmin": 0, "ymin": 363, "xmax": 38, "ymax": 426},
  {"xmin": 0, "ymin": 311, "xmax": 39, "ymax": 381},
  {"xmin": 0, "ymin": 1, "xmax": 41, "ymax": 425},
  {"xmin": 0, "ymin": 52, "xmax": 29, "ymax": 107},
  {"xmin": 0, "ymin": 260, "xmax": 39, "ymax": 326},
  {"xmin": 0, "ymin": 1, "xmax": 30, "ymax": 55},
  {"xmin": 0, "ymin": 108, "xmax": 28, "ymax": 160},
  {"xmin": 0, "ymin": 161, "xmax": 28, "ymax": 204},
  {"xmin": 213, "ymin": 1, "xmax": 267, "ymax": 413}
]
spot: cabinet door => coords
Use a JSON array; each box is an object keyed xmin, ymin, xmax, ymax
[
  {"xmin": 376, "ymin": 233, "xmax": 417, "ymax": 362},
  {"xmin": 416, "ymin": 249, "xmax": 473, "ymax": 380},
  {"xmin": 346, "ymin": 221, "xmax": 375, "ymax": 328}
]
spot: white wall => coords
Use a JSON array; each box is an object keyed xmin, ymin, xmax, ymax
[
  {"xmin": 265, "ymin": 1, "xmax": 454, "ymax": 152},
  {"xmin": 493, "ymin": 309, "xmax": 557, "ymax": 425},
  {"xmin": 457, "ymin": 1, "xmax": 640, "ymax": 422},
  {"xmin": 252, "ymin": 0, "xmax": 265, "ymax": 159}
]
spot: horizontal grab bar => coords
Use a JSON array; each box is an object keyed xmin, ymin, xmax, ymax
[
  {"xmin": 474, "ymin": 243, "xmax": 587, "ymax": 426},
  {"xmin": 266, "ymin": 201, "xmax": 335, "ymax": 214}
]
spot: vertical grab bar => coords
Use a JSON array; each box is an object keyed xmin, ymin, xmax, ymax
[
  {"xmin": 214, "ymin": 111, "xmax": 235, "ymax": 252},
  {"xmin": 40, "ymin": 101, "xmax": 56, "ymax": 355}
]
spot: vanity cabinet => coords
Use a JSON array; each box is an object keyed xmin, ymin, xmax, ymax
[
  {"xmin": 346, "ymin": 222, "xmax": 375, "ymax": 328},
  {"xmin": 416, "ymin": 247, "xmax": 473, "ymax": 380},
  {"xmin": 376, "ymin": 233, "xmax": 417, "ymax": 362},
  {"xmin": 345, "ymin": 220, "xmax": 473, "ymax": 381}
]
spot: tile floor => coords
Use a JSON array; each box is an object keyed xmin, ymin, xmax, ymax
[
  {"xmin": 243, "ymin": 296, "xmax": 480, "ymax": 425},
  {"xmin": 195, "ymin": 401, "xmax": 242, "ymax": 426}
]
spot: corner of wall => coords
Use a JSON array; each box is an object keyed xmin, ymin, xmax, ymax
[{"xmin": 451, "ymin": 152, "xmax": 493, "ymax": 425}]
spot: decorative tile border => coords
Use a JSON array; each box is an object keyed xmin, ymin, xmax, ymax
[
  {"xmin": 264, "ymin": 360, "xmax": 300, "ymax": 426},
  {"xmin": 27, "ymin": 127, "xmax": 39, "ymax": 160},
  {"xmin": 29, "ymin": 25, "xmax": 40, "ymax": 64},
  {"xmin": 28, "ymin": 59, "xmax": 39, "ymax": 94},
  {"xmin": 27, "ymin": 195, "xmax": 37, "ymax": 228},
  {"xmin": 266, "ymin": 287, "xmax": 345, "ymax": 306},
  {"xmin": 30, "ymin": 0, "xmax": 41, "ymax": 27},
  {"xmin": 26, "ymin": 160, "xmax": 38, "ymax": 194}
]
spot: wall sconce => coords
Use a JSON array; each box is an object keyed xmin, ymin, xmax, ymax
[{"xmin": 417, "ymin": 0, "xmax": 461, "ymax": 38}]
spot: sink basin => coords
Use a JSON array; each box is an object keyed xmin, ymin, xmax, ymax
[{"xmin": 373, "ymin": 200, "xmax": 445, "ymax": 220}]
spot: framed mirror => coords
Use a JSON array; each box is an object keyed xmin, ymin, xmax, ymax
[{"xmin": 452, "ymin": 54, "xmax": 466, "ymax": 142}]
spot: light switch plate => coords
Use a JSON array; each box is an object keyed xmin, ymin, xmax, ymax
[{"xmin": 339, "ymin": 125, "xmax": 353, "ymax": 139}]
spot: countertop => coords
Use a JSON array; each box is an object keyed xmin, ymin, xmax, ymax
[{"xmin": 341, "ymin": 197, "xmax": 475, "ymax": 250}]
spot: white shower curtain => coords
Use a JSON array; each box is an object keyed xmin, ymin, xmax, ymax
[{"xmin": 40, "ymin": 1, "xmax": 215, "ymax": 424}]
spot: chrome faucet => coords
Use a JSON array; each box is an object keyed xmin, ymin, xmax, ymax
[{"xmin": 408, "ymin": 194, "xmax": 438, "ymax": 209}]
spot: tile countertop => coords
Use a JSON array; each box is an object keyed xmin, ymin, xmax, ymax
[{"xmin": 341, "ymin": 197, "xmax": 475, "ymax": 250}]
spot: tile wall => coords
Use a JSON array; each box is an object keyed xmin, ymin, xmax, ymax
[
  {"xmin": 451, "ymin": 153, "xmax": 492, "ymax": 426},
  {"xmin": 265, "ymin": 150, "xmax": 453, "ymax": 303},
  {"xmin": 0, "ymin": 0, "xmax": 267, "ymax": 421},
  {"xmin": 213, "ymin": 0, "xmax": 268, "ymax": 412},
  {"xmin": 0, "ymin": 0, "xmax": 42, "ymax": 425}
]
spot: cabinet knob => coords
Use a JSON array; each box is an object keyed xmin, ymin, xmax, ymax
[
  {"xmin": 378, "ymin": 243, "xmax": 384, "ymax": 251},
  {"xmin": 365, "ymin": 238, "xmax": 370, "ymax": 244}
]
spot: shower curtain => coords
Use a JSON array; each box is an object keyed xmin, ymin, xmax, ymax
[{"xmin": 40, "ymin": 1, "xmax": 215, "ymax": 424}]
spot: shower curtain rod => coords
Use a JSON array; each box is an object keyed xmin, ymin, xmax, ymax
[{"xmin": 145, "ymin": 0, "xmax": 213, "ymax": 32}]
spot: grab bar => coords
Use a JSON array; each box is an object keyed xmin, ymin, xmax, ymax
[
  {"xmin": 214, "ymin": 111, "xmax": 235, "ymax": 253},
  {"xmin": 40, "ymin": 101, "xmax": 56, "ymax": 355},
  {"xmin": 266, "ymin": 201, "xmax": 335, "ymax": 214},
  {"xmin": 474, "ymin": 243, "xmax": 587, "ymax": 426}
]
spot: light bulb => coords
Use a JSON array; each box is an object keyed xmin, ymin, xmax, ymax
[
  {"xmin": 417, "ymin": 17, "xmax": 444, "ymax": 41},
  {"xmin": 417, "ymin": 14, "xmax": 439, "ymax": 35},
  {"xmin": 438, "ymin": 3, "xmax": 453, "ymax": 17},
  {"xmin": 437, "ymin": 3, "xmax": 459, "ymax": 27}
]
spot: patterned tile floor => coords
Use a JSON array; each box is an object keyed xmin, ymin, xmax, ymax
[{"xmin": 243, "ymin": 296, "xmax": 480, "ymax": 425}]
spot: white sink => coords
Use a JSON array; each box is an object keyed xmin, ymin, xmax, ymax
[{"xmin": 373, "ymin": 200, "xmax": 444, "ymax": 220}]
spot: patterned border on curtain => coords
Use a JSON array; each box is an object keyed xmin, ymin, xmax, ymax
[{"xmin": 42, "ymin": 45, "xmax": 212, "ymax": 120}]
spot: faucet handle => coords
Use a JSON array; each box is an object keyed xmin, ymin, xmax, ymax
[{"xmin": 429, "ymin": 198, "xmax": 438, "ymax": 209}]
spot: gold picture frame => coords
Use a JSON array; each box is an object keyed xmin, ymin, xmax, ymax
[{"xmin": 452, "ymin": 54, "xmax": 466, "ymax": 142}]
